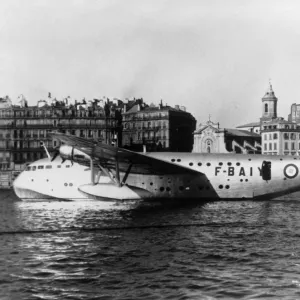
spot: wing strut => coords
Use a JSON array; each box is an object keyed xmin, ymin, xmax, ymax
[
  {"xmin": 115, "ymin": 157, "xmax": 121, "ymax": 187},
  {"xmin": 122, "ymin": 163, "xmax": 133, "ymax": 185},
  {"xmin": 98, "ymin": 164, "xmax": 118, "ymax": 186},
  {"xmin": 90, "ymin": 158, "xmax": 95, "ymax": 185}
]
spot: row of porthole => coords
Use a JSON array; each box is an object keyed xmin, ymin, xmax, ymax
[
  {"xmin": 171, "ymin": 160, "xmax": 243, "ymax": 167},
  {"xmin": 188, "ymin": 162, "xmax": 242, "ymax": 167},
  {"xmin": 64, "ymin": 183, "xmax": 73, "ymax": 187},
  {"xmin": 219, "ymin": 185, "xmax": 230, "ymax": 189}
]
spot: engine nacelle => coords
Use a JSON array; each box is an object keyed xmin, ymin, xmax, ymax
[{"xmin": 59, "ymin": 145, "xmax": 91, "ymax": 163}]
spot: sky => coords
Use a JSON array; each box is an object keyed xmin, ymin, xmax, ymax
[{"xmin": 1, "ymin": 0, "xmax": 300, "ymax": 128}]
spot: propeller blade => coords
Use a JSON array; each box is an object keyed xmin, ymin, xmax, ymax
[{"xmin": 61, "ymin": 158, "xmax": 66, "ymax": 164}]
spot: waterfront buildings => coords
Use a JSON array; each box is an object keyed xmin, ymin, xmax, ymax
[
  {"xmin": 237, "ymin": 82, "xmax": 300, "ymax": 155},
  {"xmin": 0, "ymin": 94, "xmax": 196, "ymax": 187},
  {"xmin": 122, "ymin": 100, "xmax": 196, "ymax": 152}
]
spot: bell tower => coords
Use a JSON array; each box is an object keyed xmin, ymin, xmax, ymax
[{"xmin": 261, "ymin": 82, "xmax": 278, "ymax": 121}]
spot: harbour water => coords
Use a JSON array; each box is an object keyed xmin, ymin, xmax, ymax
[{"xmin": 1, "ymin": 190, "xmax": 300, "ymax": 299}]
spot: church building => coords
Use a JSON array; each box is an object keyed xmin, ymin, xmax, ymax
[{"xmin": 192, "ymin": 119, "xmax": 261, "ymax": 154}]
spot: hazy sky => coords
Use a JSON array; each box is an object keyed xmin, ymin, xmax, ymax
[{"xmin": 1, "ymin": 0, "xmax": 300, "ymax": 127}]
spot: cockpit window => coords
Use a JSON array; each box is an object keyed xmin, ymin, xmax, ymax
[
  {"xmin": 57, "ymin": 165, "xmax": 61, "ymax": 168},
  {"xmin": 45, "ymin": 165, "xmax": 52, "ymax": 169},
  {"xmin": 32, "ymin": 166, "xmax": 36, "ymax": 171},
  {"xmin": 38, "ymin": 166, "xmax": 44, "ymax": 169},
  {"xmin": 66, "ymin": 165, "xmax": 70, "ymax": 168},
  {"xmin": 25, "ymin": 166, "xmax": 31, "ymax": 171}
]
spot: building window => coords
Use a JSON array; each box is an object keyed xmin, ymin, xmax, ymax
[
  {"xmin": 269, "ymin": 134, "xmax": 272, "ymax": 140},
  {"xmin": 273, "ymin": 133, "xmax": 278, "ymax": 139},
  {"xmin": 284, "ymin": 133, "xmax": 289, "ymax": 140},
  {"xmin": 265, "ymin": 103, "xmax": 268, "ymax": 113},
  {"xmin": 264, "ymin": 144, "xmax": 267, "ymax": 151},
  {"xmin": 292, "ymin": 142, "xmax": 295, "ymax": 150},
  {"xmin": 285, "ymin": 142, "xmax": 289, "ymax": 150},
  {"xmin": 264, "ymin": 134, "xmax": 268, "ymax": 141},
  {"xmin": 291, "ymin": 133, "xmax": 296, "ymax": 140},
  {"xmin": 269, "ymin": 143, "xmax": 272, "ymax": 150},
  {"xmin": 274, "ymin": 143, "xmax": 277, "ymax": 150}
]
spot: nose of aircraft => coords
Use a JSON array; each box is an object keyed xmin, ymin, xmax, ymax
[{"xmin": 12, "ymin": 171, "xmax": 26, "ymax": 199}]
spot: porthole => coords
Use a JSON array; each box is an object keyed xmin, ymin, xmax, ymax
[
  {"xmin": 219, "ymin": 162, "xmax": 223, "ymax": 166},
  {"xmin": 198, "ymin": 162, "xmax": 202, "ymax": 166},
  {"xmin": 177, "ymin": 159, "xmax": 181, "ymax": 162},
  {"xmin": 189, "ymin": 162, "xmax": 193, "ymax": 166},
  {"xmin": 179, "ymin": 186, "xmax": 184, "ymax": 191},
  {"xmin": 31, "ymin": 179, "xmax": 34, "ymax": 182},
  {"xmin": 171, "ymin": 159, "xmax": 175, "ymax": 162},
  {"xmin": 225, "ymin": 185, "xmax": 230, "ymax": 189},
  {"xmin": 69, "ymin": 183, "xmax": 73, "ymax": 187},
  {"xmin": 150, "ymin": 182, "xmax": 153, "ymax": 186},
  {"xmin": 206, "ymin": 186, "xmax": 210, "ymax": 190},
  {"xmin": 198, "ymin": 186, "xmax": 203, "ymax": 190},
  {"xmin": 64, "ymin": 183, "xmax": 68, "ymax": 186},
  {"xmin": 227, "ymin": 162, "xmax": 232, "ymax": 166},
  {"xmin": 245, "ymin": 179, "xmax": 248, "ymax": 182},
  {"xmin": 240, "ymin": 179, "xmax": 243, "ymax": 182},
  {"xmin": 160, "ymin": 187, "xmax": 165, "ymax": 192},
  {"xmin": 248, "ymin": 159, "xmax": 252, "ymax": 161},
  {"xmin": 207, "ymin": 163, "xmax": 211, "ymax": 167},
  {"xmin": 236, "ymin": 162, "xmax": 240, "ymax": 166},
  {"xmin": 166, "ymin": 187, "xmax": 171, "ymax": 192},
  {"xmin": 219, "ymin": 185, "xmax": 223, "ymax": 189}
]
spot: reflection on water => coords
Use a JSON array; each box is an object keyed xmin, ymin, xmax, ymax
[{"xmin": 1, "ymin": 190, "xmax": 300, "ymax": 299}]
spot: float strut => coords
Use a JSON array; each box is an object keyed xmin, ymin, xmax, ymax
[{"xmin": 90, "ymin": 158, "xmax": 95, "ymax": 185}]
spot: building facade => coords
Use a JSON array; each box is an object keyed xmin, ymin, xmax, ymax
[
  {"xmin": 261, "ymin": 119, "xmax": 300, "ymax": 155},
  {"xmin": 193, "ymin": 120, "xmax": 261, "ymax": 154},
  {"xmin": 122, "ymin": 100, "xmax": 196, "ymax": 152}
]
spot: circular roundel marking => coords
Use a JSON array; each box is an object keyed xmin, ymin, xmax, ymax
[{"xmin": 284, "ymin": 164, "xmax": 299, "ymax": 179}]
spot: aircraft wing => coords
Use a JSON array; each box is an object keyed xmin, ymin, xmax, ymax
[{"xmin": 50, "ymin": 132, "xmax": 201, "ymax": 175}]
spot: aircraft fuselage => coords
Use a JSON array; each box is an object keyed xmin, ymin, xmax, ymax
[{"xmin": 13, "ymin": 153, "xmax": 300, "ymax": 201}]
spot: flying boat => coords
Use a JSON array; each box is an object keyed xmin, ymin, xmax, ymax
[{"xmin": 13, "ymin": 132, "xmax": 300, "ymax": 201}]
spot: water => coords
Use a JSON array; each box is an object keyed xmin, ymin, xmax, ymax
[{"xmin": 1, "ymin": 190, "xmax": 300, "ymax": 300}]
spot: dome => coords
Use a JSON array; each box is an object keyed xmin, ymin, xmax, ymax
[{"xmin": 262, "ymin": 82, "xmax": 277, "ymax": 100}]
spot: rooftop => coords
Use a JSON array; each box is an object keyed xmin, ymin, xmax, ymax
[
  {"xmin": 225, "ymin": 129, "xmax": 261, "ymax": 138},
  {"xmin": 236, "ymin": 122, "xmax": 260, "ymax": 128}
]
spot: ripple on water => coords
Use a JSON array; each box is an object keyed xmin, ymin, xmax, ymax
[{"xmin": 1, "ymin": 193, "xmax": 300, "ymax": 299}]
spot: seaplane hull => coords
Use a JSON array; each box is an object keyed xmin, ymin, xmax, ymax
[{"xmin": 12, "ymin": 133, "xmax": 300, "ymax": 201}]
